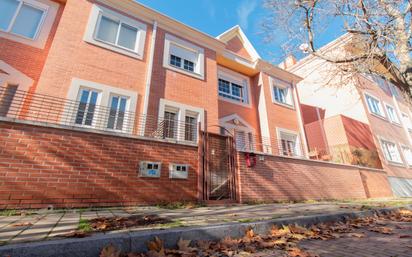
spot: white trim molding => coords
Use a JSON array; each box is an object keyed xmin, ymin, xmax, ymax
[
  {"xmin": 64, "ymin": 78, "xmax": 138, "ymax": 133},
  {"xmin": 363, "ymin": 92, "xmax": 386, "ymax": 120},
  {"xmin": 0, "ymin": 0, "xmax": 59, "ymax": 49},
  {"xmin": 84, "ymin": 4, "xmax": 147, "ymax": 59},
  {"xmin": 163, "ymin": 33, "xmax": 205, "ymax": 80},
  {"xmin": 269, "ymin": 76, "xmax": 295, "ymax": 109},
  {"xmin": 276, "ymin": 127, "xmax": 303, "ymax": 157},
  {"xmin": 377, "ymin": 135, "xmax": 404, "ymax": 166},
  {"xmin": 158, "ymin": 98, "xmax": 205, "ymax": 143}
]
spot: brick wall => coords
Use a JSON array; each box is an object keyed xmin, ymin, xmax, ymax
[
  {"xmin": 0, "ymin": 121, "xmax": 198, "ymax": 209},
  {"xmin": 236, "ymin": 152, "xmax": 393, "ymax": 202}
]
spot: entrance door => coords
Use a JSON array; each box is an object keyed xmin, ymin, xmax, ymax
[{"xmin": 200, "ymin": 132, "xmax": 236, "ymax": 201}]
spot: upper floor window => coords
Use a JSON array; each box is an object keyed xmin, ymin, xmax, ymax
[
  {"xmin": 163, "ymin": 34, "xmax": 205, "ymax": 79},
  {"xmin": 0, "ymin": 0, "xmax": 47, "ymax": 40},
  {"xmin": 385, "ymin": 104, "xmax": 400, "ymax": 124},
  {"xmin": 402, "ymin": 113, "xmax": 412, "ymax": 131},
  {"xmin": 84, "ymin": 5, "xmax": 147, "ymax": 59},
  {"xmin": 365, "ymin": 94, "xmax": 384, "ymax": 117},
  {"xmin": 380, "ymin": 139, "xmax": 402, "ymax": 164},
  {"xmin": 271, "ymin": 78, "xmax": 294, "ymax": 107},
  {"xmin": 217, "ymin": 67, "xmax": 249, "ymax": 106},
  {"xmin": 218, "ymin": 78, "xmax": 246, "ymax": 103}
]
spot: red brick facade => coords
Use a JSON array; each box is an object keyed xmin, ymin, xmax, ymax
[
  {"xmin": 0, "ymin": 121, "xmax": 198, "ymax": 209},
  {"xmin": 236, "ymin": 152, "xmax": 393, "ymax": 203}
]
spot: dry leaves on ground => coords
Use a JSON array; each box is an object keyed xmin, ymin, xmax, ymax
[
  {"xmin": 99, "ymin": 208, "xmax": 412, "ymax": 257},
  {"xmin": 91, "ymin": 215, "xmax": 171, "ymax": 232}
]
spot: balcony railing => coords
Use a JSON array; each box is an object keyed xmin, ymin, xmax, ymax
[{"xmin": 0, "ymin": 86, "xmax": 199, "ymax": 144}]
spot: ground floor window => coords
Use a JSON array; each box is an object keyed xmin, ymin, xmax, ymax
[
  {"xmin": 278, "ymin": 129, "xmax": 300, "ymax": 157},
  {"xmin": 402, "ymin": 146, "xmax": 412, "ymax": 166},
  {"xmin": 185, "ymin": 115, "xmax": 197, "ymax": 142},
  {"xmin": 163, "ymin": 110, "xmax": 177, "ymax": 139},
  {"xmin": 75, "ymin": 88, "xmax": 100, "ymax": 126},
  {"xmin": 107, "ymin": 95, "xmax": 128, "ymax": 131},
  {"xmin": 380, "ymin": 139, "xmax": 402, "ymax": 164}
]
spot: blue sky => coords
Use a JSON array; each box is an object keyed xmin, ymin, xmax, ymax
[{"xmin": 136, "ymin": 0, "xmax": 345, "ymax": 64}]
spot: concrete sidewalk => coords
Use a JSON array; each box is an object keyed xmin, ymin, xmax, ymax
[{"xmin": 0, "ymin": 199, "xmax": 411, "ymax": 246}]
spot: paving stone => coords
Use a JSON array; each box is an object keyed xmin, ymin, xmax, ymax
[
  {"xmin": 11, "ymin": 214, "xmax": 63, "ymax": 243},
  {"xmin": 0, "ymin": 215, "xmax": 43, "ymax": 242},
  {"xmin": 80, "ymin": 211, "xmax": 98, "ymax": 220},
  {"xmin": 48, "ymin": 212, "xmax": 80, "ymax": 238}
]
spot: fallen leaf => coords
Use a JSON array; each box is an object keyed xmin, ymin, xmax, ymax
[
  {"xmin": 177, "ymin": 238, "xmax": 195, "ymax": 252},
  {"xmin": 399, "ymin": 234, "xmax": 412, "ymax": 238},
  {"xmin": 12, "ymin": 222, "xmax": 32, "ymax": 227},
  {"xmin": 100, "ymin": 244, "xmax": 120, "ymax": 257},
  {"xmin": 147, "ymin": 237, "xmax": 164, "ymax": 252}
]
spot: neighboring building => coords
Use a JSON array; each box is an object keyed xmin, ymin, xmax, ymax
[
  {"xmin": 289, "ymin": 34, "xmax": 412, "ymax": 197},
  {"xmin": 0, "ymin": 0, "xmax": 306, "ymax": 157}
]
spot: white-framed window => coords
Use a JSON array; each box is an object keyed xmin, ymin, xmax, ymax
[
  {"xmin": 0, "ymin": 0, "xmax": 47, "ymax": 40},
  {"xmin": 401, "ymin": 113, "xmax": 412, "ymax": 131},
  {"xmin": 384, "ymin": 103, "xmax": 400, "ymax": 124},
  {"xmin": 277, "ymin": 128, "xmax": 301, "ymax": 157},
  {"xmin": 75, "ymin": 88, "xmax": 101, "ymax": 127},
  {"xmin": 270, "ymin": 77, "xmax": 294, "ymax": 107},
  {"xmin": 380, "ymin": 139, "xmax": 402, "ymax": 164},
  {"xmin": 84, "ymin": 4, "xmax": 147, "ymax": 59},
  {"xmin": 158, "ymin": 99, "xmax": 204, "ymax": 143},
  {"xmin": 107, "ymin": 94, "xmax": 129, "ymax": 131},
  {"xmin": 219, "ymin": 114, "xmax": 255, "ymax": 151},
  {"xmin": 217, "ymin": 67, "xmax": 250, "ymax": 106},
  {"xmin": 65, "ymin": 78, "xmax": 138, "ymax": 132},
  {"xmin": 365, "ymin": 93, "xmax": 385, "ymax": 117},
  {"xmin": 234, "ymin": 129, "xmax": 255, "ymax": 152},
  {"xmin": 401, "ymin": 146, "xmax": 412, "ymax": 166},
  {"xmin": 163, "ymin": 33, "xmax": 205, "ymax": 79}
]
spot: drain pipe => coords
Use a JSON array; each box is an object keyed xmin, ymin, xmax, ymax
[{"xmin": 140, "ymin": 20, "xmax": 158, "ymax": 136}]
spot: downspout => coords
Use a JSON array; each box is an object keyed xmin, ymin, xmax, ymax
[
  {"xmin": 293, "ymin": 82, "xmax": 309, "ymax": 158},
  {"xmin": 140, "ymin": 20, "xmax": 158, "ymax": 136}
]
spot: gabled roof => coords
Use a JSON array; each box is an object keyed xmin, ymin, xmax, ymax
[{"xmin": 217, "ymin": 25, "xmax": 261, "ymax": 61}]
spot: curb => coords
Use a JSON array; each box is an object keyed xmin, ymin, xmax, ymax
[{"xmin": 0, "ymin": 206, "xmax": 409, "ymax": 257}]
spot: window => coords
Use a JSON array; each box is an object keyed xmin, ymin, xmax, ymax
[
  {"xmin": 75, "ymin": 88, "xmax": 100, "ymax": 126},
  {"xmin": 95, "ymin": 15, "xmax": 139, "ymax": 52},
  {"xmin": 0, "ymin": 0, "xmax": 46, "ymax": 39},
  {"xmin": 84, "ymin": 5, "xmax": 147, "ymax": 59},
  {"xmin": 163, "ymin": 34, "xmax": 205, "ymax": 79},
  {"xmin": 234, "ymin": 130, "xmax": 254, "ymax": 151},
  {"xmin": 168, "ymin": 43, "xmax": 197, "ymax": 73},
  {"xmin": 380, "ymin": 139, "xmax": 402, "ymax": 164},
  {"xmin": 107, "ymin": 95, "xmax": 128, "ymax": 131},
  {"xmin": 385, "ymin": 104, "xmax": 400, "ymax": 124},
  {"xmin": 402, "ymin": 146, "xmax": 412, "ymax": 166},
  {"xmin": 402, "ymin": 113, "xmax": 412, "ymax": 131},
  {"xmin": 163, "ymin": 110, "xmax": 177, "ymax": 139},
  {"xmin": 365, "ymin": 94, "xmax": 384, "ymax": 117},
  {"xmin": 271, "ymin": 78, "xmax": 294, "ymax": 107},
  {"xmin": 184, "ymin": 115, "xmax": 197, "ymax": 142},
  {"xmin": 278, "ymin": 130, "xmax": 300, "ymax": 157},
  {"xmin": 218, "ymin": 79, "xmax": 246, "ymax": 103}
]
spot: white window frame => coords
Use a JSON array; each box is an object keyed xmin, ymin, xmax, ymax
[
  {"xmin": 401, "ymin": 112, "xmax": 412, "ymax": 132},
  {"xmin": 364, "ymin": 93, "xmax": 385, "ymax": 119},
  {"xmin": 276, "ymin": 128, "xmax": 302, "ymax": 157},
  {"xmin": 378, "ymin": 137, "xmax": 403, "ymax": 165},
  {"xmin": 270, "ymin": 77, "xmax": 294, "ymax": 108},
  {"xmin": 106, "ymin": 93, "xmax": 131, "ymax": 132},
  {"xmin": 84, "ymin": 4, "xmax": 147, "ymax": 59},
  {"xmin": 0, "ymin": 0, "xmax": 59, "ymax": 49},
  {"xmin": 64, "ymin": 78, "xmax": 138, "ymax": 133},
  {"xmin": 158, "ymin": 99, "xmax": 204, "ymax": 143},
  {"xmin": 401, "ymin": 145, "xmax": 412, "ymax": 167},
  {"xmin": 384, "ymin": 102, "xmax": 400, "ymax": 125},
  {"xmin": 217, "ymin": 66, "xmax": 250, "ymax": 107},
  {"xmin": 163, "ymin": 33, "xmax": 205, "ymax": 80}
]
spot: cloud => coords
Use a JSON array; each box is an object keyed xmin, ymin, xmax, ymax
[{"xmin": 237, "ymin": 0, "xmax": 257, "ymax": 30}]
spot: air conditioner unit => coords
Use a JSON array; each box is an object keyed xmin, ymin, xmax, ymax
[
  {"xmin": 169, "ymin": 164, "xmax": 189, "ymax": 179},
  {"xmin": 139, "ymin": 161, "xmax": 161, "ymax": 178}
]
